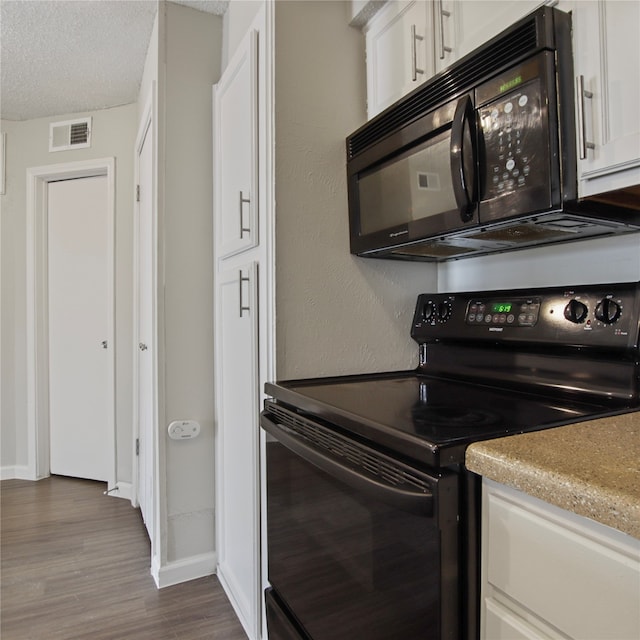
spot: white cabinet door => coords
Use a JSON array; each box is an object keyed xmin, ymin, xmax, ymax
[
  {"xmin": 215, "ymin": 262, "xmax": 260, "ymax": 639},
  {"xmin": 573, "ymin": 0, "xmax": 640, "ymax": 195},
  {"xmin": 433, "ymin": 0, "xmax": 456, "ymax": 72},
  {"xmin": 453, "ymin": 1, "xmax": 545, "ymax": 61},
  {"xmin": 213, "ymin": 30, "xmax": 258, "ymax": 258},
  {"xmin": 364, "ymin": 1, "xmax": 553, "ymax": 118},
  {"xmin": 480, "ymin": 480, "xmax": 640, "ymax": 640},
  {"xmin": 365, "ymin": 0, "xmax": 432, "ymax": 117}
]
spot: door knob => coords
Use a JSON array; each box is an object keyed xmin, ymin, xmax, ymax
[
  {"xmin": 101, "ymin": 340, "xmax": 108, "ymax": 349},
  {"xmin": 139, "ymin": 342, "xmax": 148, "ymax": 351}
]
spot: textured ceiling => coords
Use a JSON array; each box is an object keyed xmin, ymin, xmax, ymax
[{"xmin": 0, "ymin": 0, "xmax": 228, "ymax": 121}]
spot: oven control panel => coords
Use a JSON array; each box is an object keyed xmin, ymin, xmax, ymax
[
  {"xmin": 465, "ymin": 297, "xmax": 541, "ymax": 327},
  {"xmin": 411, "ymin": 281, "xmax": 640, "ymax": 350}
]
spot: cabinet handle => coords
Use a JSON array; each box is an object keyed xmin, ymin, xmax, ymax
[
  {"xmin": 576, "ymin": 75, "xmax": 595, "ymax": 160},
  {"xmin": 410, "ymin": 25, "xmax": 424, "ymax": 81},
  {"xmin": 437, "ymin": 0, "xmax": 452, "ymax": 60},
  {"xmin": 239, "ymin": 270, "xmax": 251, "ymax": 318},
  {"xmin": 239, "ymin": 191, "xmax": 251, "ymax": 239}
]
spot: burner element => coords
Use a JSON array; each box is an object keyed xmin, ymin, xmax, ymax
[{"xmin": 412, "ymin": 404, "xmax": 502, "ymax": 429}]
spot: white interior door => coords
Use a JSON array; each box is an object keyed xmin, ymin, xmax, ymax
[
  {"xmin": 137, "ymin": 121, "xmax": 154, "ymax": 537},
  {"xmin": 48, "ymin": 175, "xmax": 112, "ymax": 481}
]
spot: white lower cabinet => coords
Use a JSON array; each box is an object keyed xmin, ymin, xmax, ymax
[{"xmin": 480, "ymin": 480, "xmax": 640, "ymax": 640}]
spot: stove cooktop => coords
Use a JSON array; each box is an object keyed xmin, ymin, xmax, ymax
[
  {"xmin": 265, "ymin": 371, "xmax": 634, "ymax": 467},
  {"xmin": 264, "ymin": 282, "xmax": 640, "ymax": 467}
]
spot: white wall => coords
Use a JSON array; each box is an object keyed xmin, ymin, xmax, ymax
[
  {"xmin": 221, "ymin": 0, "xmax": 263, "ymax": 68},
  {"xmin": 162, "ymin": 1, "xmax": 222, "ymax": 565},
  {"xmin": 438, "ymin": 233, "xmax": 640, "ymax": 292},
  {"xmin": 0, "ymin": 105, "xmax": 137, "ymax": 480},
  {"xmin": 136, "ymin": 2, "xmax": 223, "ymax": 585},
  {"xmin": 138, "ymin": 10, "xmax": 159, "ymax": 123},
  {"xmin": 272, "ymin": 0, "xmax": 438, "ymax": 380},
  {"xmin": 220, "ymin": 0, "xmax": 440, "ymax": 376},
  {"xmin": 220, "ymin": 0, "xmax": 640, "ymax": 387}
]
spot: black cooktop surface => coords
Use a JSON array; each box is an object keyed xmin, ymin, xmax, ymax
[{"xmin": 265, "ymin": 372, "xmax": 632, "ymax": 466}]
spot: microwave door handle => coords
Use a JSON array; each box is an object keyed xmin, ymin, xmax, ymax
[
  {"xmin": 450, "ymin": 95, "xmax": 477, "ymax": 222},
  {"xmin": 261, "ymin": 412, "xmax": 434, "ymax": 518}
]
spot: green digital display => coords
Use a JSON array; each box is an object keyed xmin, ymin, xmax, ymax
[
  {"xmin": 500, "ymin": 75, "xmax": 523, "ymax": 93},
  {"xmin": 491, "ymin": 302, "xmax": 513, "ymax": 313}
]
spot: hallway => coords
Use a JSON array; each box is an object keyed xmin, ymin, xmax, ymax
[{"xmin": 1, "ymin": 476, "xmax": 247, "ymax": 639}]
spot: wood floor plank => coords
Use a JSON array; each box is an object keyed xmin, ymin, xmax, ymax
[{"xmin": 1, "ymin": 476, "xmax": 248, "ymax": 640}]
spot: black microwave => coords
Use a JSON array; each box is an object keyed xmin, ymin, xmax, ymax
[{"xmin": 346, "ymin": 6, "xmax": 640, "ymax": 261}]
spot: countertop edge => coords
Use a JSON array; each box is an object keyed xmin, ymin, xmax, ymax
[
  {"xmin": 465, "ymin": 413, "xmax": 640, "ymax": 540},
  {"xmin": 466, "ymin": 446, "xmax": 640, "ymax": 538}
]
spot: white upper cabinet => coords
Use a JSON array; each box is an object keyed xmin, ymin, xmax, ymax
[
  {"xmin": 452, "ymin": 1, "xmax": 545, "ymax": 61},
  {"xmin": 573, "ymin": 0, "xmax": 640, "ymax": 196},
  {"xmin": 364, "ymin": 1, "xmax": 551, "ymax": 118},
  {"xmin": 433, "ymin": 0, "xmax": 456, "ymax": 71},
  {"xmin": 213, "ymin": 30, "xmax": 258, "ymax": 259},
  {"xmin": 365, "ymin": 1, "xmax": 433, "ymax": 116}
]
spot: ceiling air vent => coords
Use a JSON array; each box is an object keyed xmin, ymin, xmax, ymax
[{"xmin": 49, "ymin": 117, "xmax": 92, "ymax": 152}]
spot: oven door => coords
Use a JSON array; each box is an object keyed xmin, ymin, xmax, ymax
[{"xmin": 261, "ymin": 405, "xmax": 460, "ymax": 640}]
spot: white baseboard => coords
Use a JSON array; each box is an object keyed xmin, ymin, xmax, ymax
[
  {"xmin": 151, "ymin": 551, "xmax": 218, "ymax": 589},
  {"xmin": 1, "ymin": 465, "xmax": 31, "ymax": 480}
]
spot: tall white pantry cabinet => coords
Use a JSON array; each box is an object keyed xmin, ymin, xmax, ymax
[{"xmin": 213, "ymin": 12, "xmax": 272, "ymax": 639}]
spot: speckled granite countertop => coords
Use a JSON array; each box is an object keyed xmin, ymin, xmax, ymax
[{"xmin": 465, "ymin": 411, "xmax": 640, "ymax": 539}]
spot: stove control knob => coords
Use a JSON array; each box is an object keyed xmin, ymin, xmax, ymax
[
  {"xmin": 595, "ymin": 298, "xmax": 622, "ymax": 324},
  {"xmin": 422, "ymin": 301, "xmax": 436, "ymax": 322},
  {"xmin": 564, "ymin": 299, "xmax": 588, "ymax": 324},
  {"xmin": 437, "ymin": 301, "xmax": 452, "ymax": 322}
]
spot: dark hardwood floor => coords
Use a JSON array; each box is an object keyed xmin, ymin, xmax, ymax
[{"xmin": 1, "ymin": 476, "xmax": 248, "ymax": 640}]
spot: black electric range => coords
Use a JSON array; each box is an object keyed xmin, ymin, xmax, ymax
[{"xmin": 262, "ymin": 282, "xmax": 640, "ymax": 640}]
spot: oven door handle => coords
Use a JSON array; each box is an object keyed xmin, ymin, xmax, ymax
[{"xmin": 261, "ymin": 414, "xmax": 434, "ymax": 518}]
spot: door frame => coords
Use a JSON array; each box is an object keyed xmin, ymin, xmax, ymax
[
  {"xmin": 26, "ymin": 157, "xmax": 116, "ymax": 485},
  {"xmin": 131, "ymin": 90, "xmax": 157, "ymax": 530}
]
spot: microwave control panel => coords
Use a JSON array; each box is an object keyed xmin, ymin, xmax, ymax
[{"xmin": 480, "ymin": 78, "xmax": 548, "ymax": 201}]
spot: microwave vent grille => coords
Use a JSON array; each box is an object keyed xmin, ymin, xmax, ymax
[{"xmin": 349, "ymin": 17, "xmax": 541, "ymax": 159}]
